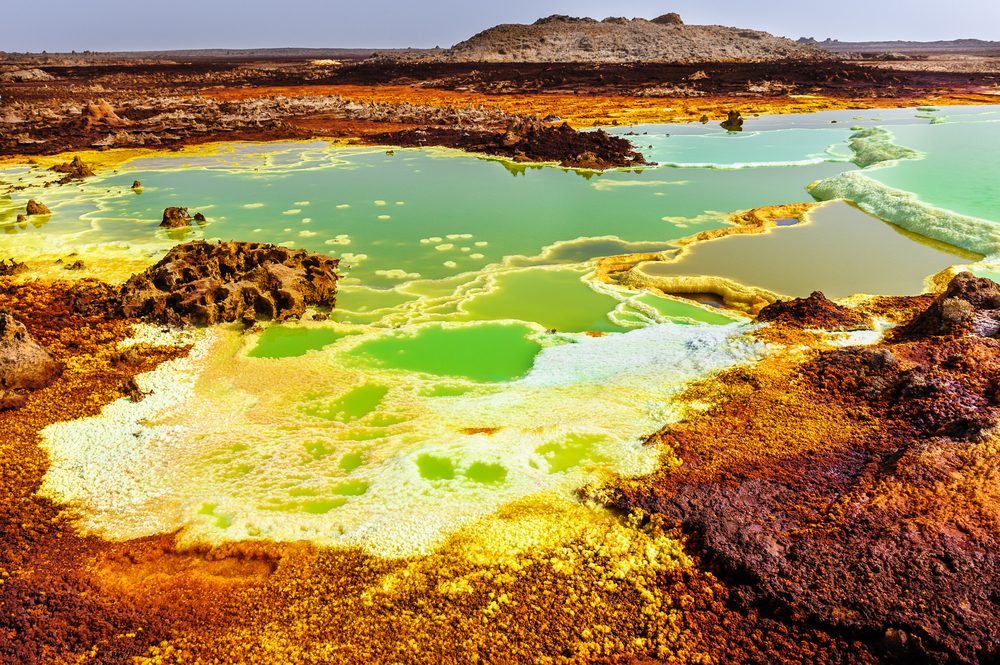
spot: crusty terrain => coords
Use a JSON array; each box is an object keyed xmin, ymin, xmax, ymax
[
  {"xmin": 119, "ymin": 241, "xmax": 340, "ymax": 326},
  {"xmin": 604, "ymin": 274, "xmax": 1000, "ymax": 664}
]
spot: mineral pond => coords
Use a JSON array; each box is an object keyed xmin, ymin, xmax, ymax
[{"xmin": 4, "ymin": 104, "xmax": 999, "ymax": 558}]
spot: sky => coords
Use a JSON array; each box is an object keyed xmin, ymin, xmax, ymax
[{"xmin": 3, "ymin": 0, "xmax": 999, "ymax": 53}]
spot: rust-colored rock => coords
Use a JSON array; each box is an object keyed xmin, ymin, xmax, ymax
[
  {"xmin": 160, "ymin": 207, "xmax": 191, "ymax": 228},
  {"xmin": 0, "ymin": 258, "xmax": 27, "ymax": 276},
  {"xmin": 119, "ymin": 241, "xmax": 339, "ymax": 326},
  {"xmin": 81, "ymin": 98, "xmax": 129, "ymax": 129},
  {"xmin": 25, "ymin": 200, "xmax": 51, "ymax": 216},
  {"xmin": 0, "ymin": 311, "xmax": 63, "ymax": 406},
  {"xmin": 757, "ymin": 290, "xmax": 870, "ymax": 330},
  {"xmin": 895, "ymin": 271, "xmax": 1000, "ymax": 339}
]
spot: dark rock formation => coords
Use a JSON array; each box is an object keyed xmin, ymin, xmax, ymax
[
  {"xmin": 132, "ymin": 180, "xmax": 143, "ymax": 190},
  {"xmin": 721, "ymin": 110, "xmax": 744, "ymax": 132},
  {"xmin": 193, "ymin": 212, "xmax": 207, "ymax": 223},
  {"xmin": 757, "ymin": 291, "xmax": 870, "ymax": 330},
  {"xmin": 371, "ymin": 122, "xmax": 647, "ymax": 170},
  {"xmin": 160, "ymin": 207, "xmax": 191, "ymax": 229},
  {"xmin": 0, "ymin": 312, "xmax": 63, "ymax": 409},
  {"xmin": 0, "ymin": 259, "xmax": 26, "ymax": 277},
  {"xmin": 65, "ymin": 278, "xmax": 121, "ymax": 318},
  {"xmin": 119, "ymin": 241, "xmax": 339, "ymax": 326},
  {"xmin": 607, "ymin": 273, "xmax": 1000, "ymax": 664},
  {"xmin": 49, "ymin": 155, "xmax": 95, "ymax": 183},
  {"xmin": 25, "ymin": 200, "xmax": 51, "ymax": 216},
  {"xmin": 896, "ymin": 271, "xmax": 1000, "ymax": 339}
]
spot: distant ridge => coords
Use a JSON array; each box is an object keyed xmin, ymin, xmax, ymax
[
  {"xmin": 432, "ymin": 14, "xmax": 826, "ymax": 63},
  {"xmin": 801, "ymin": 37, "xmax": 1000, "ymax": 54}
]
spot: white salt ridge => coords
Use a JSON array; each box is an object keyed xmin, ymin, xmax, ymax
[{"xmin": 808, "ymin": 172, "xmax": 1000, "ymax": 258}]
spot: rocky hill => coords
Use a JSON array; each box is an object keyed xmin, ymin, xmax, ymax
[{"xmin": 440, "ymin": 14, "xmax": 826, "ymax": 63}]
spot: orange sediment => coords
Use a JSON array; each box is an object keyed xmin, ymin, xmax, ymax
[{"xmin": 201, "ymin": 84, "xmax": 1000, "ymax": 127}]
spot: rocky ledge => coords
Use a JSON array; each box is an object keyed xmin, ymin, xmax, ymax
[
  {"xmin": 370, "ymin": 121, "xmax": 648, "ymax": 170},
  {"xmin": 605, "ymin": 273, "xmax": 1000, "ymax": 664},
  {"xmin": 119, "ymin": 241, "xmax": 339, "ymax": 325}
]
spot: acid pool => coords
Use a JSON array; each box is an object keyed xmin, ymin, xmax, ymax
[{"xmin": 2, "ymin": 105, "xmax": 998, "ymax": 557}]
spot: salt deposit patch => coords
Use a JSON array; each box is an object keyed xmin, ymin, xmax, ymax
[{"xmin": 38, "ymin": 321, "xmax": 766, "ymax": 558}]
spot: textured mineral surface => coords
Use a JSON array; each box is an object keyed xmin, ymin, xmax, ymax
[{"xmin": 119, "ymin": 241, "xmax": 340, "ymax": 325}]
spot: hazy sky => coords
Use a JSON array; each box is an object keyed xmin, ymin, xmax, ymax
[{"xmin": 4, "ymin": 0, "xmax": 999, "ymax": 52}]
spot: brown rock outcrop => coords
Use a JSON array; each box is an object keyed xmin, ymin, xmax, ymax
[
  {"xmin": 81, "ymin": 98, "xmax": 129, "ymax": 129},
  {"xmin": 652, "ymin": 12, "xmax": 683, "ymax": 26},
  {"xmin": 49, "ymin": 155, "xmax": 96, "ymax": 183},
  {"xmin": 160, "ymin": 207, "xmax": 191, "ymax": 229},
  {"xmin": 757, "ymin": 291, "xmax": 870, "ymax": 330},
  {"xmin": 119, "ymin": 241, "xmax": 339, "ymax": 325},
  {"xmin": 895, "ymin": 270, "xmax": 1000, "ymax": 339},
  {"xmin": 25, "ymin": 200, "xmax": 51, "ymax": 216},
  {"xmin": 0, "ymin": 259, "xmax": 27, "ymax": 277},
  {"xmin": 441, "ymin": 15, "xmax": 826, "ymax": 63},
  {"xmin": 0, "ymin": 312, "xmax": 63, "ymax": 409},
  {"xmin": 372, "ymin": 122, "xmax": 647, "ymax": 170},
  {"xmin": 721, "ymin": 110, "xmax": 744, "ymax": 131}
]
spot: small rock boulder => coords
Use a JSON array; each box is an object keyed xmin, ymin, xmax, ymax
[
  {"xmin": 721, "ymin": 111, "xmax": 744, "ymax": 132},
  {"xmin": 50, "ymin": 155, "xmax": 96, "ymax": 183},
  {"xmin": 0, "ymin": 312, "xmax": 63, "ymax": 409},
  {"xmin": 160, "ymin": 207, "xmax": 191, "ymax": 228},
  {"xmin": 26, "ymin": 200, "xmax": 51, "ymax": 216},
  {"xmin": 757, "ymin": 291, "xmax": 870, "ymax": 330},
  {"xmin": 652, "ymin": 12, "xmax": 683, "ymax": 26}
]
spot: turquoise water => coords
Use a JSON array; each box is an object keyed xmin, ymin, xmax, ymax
[{"xmin": 862, "ymin": 120, "xmax": 1000, "ymax": 221}]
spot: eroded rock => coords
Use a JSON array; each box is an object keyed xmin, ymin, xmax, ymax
[
  {"xmin": 119, "ymin": 241, "xmax": 339, "ymax": 325},
  {"xmin": 721, "ymin": 110, "xmax": 744, "ymax": 131},
  {"xmin": 160, "ymin": 207, "xmax": 191, "ymax": 229},
  {"xmin": 0, "ymin": 312, "xmax": 63, "ymax": 408},
  {"xmin": 50, "ymin": 155, "xmax": 96, "ymax": 183},
  {"xmin": 896, "ymin": 271, "xmax": 1000, "ymax": 338},
  {"xmin": 606, "ymin": 273, "xmax": 1000, "ymax": 663}
]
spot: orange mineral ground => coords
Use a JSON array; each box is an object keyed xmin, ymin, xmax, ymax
[{"xmin": 203, "ymin": 84, "xmax": 1000, "ymax": 128}]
